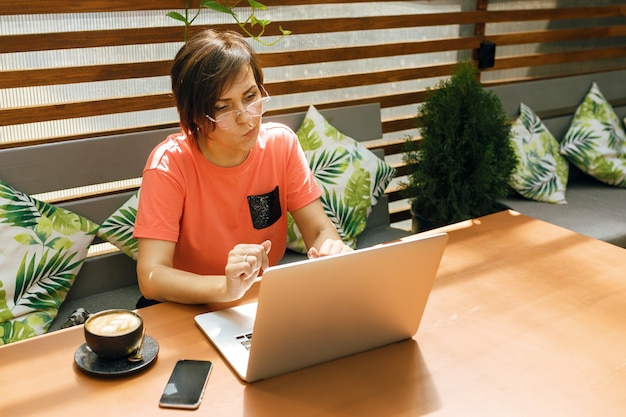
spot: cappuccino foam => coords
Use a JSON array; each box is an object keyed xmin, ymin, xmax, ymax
[{"xmin": 87, "ymin": 312, "xmax": 141, "ymax": 336}]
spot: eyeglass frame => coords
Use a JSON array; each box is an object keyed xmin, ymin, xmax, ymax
[{"xmin": 205, "ymin": 93, "xmax": 271, "ymax": 129}]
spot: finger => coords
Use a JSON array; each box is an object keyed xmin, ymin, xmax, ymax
[
  {"xmin": 227, "ymin": 254, "xmax": 255, "ymax": 278},
  {"xmin": 243, "ymin": 252, "xmax": 264, "ymax": 277},
  {"xmin": 320, "ymin": 240, "xmax": 340, "ymax": 256},
  {"xmin": 309, "ymin": 239, "xmax": 350, "ymax": 258},
  {"xmin": 233, "ymin": 264, "xmax": 258, "ymax": 282},
  {"xmin": 319, "ymin": 239, "xmax": 334, "ymax": 255},
  {"xmin": 225, "ymin": 265, "xmax": 245, "ymax": 283},
  {"xmin": 229, "ymin": 241, "xmax": 272, "ymax": 277},
  {"xmin": 247, "ymin": 255, "xmax": 259, "ymax": 274},
  {"xmin": 260, "ymin": 240, "xmax": 272, "ymax": 269}
]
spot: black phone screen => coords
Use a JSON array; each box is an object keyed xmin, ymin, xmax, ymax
[{"xmin": 159, "ymin": 359, "xmax": 213, "ymax": 409}]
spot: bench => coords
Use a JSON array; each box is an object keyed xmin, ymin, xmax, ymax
[
  {"xmin": 0, "ymin": 103, "xmax": 409, "ymax": 333},
  {"xmin": 492, "ymin": 69, "xmax": 626, "ymax": 248}
]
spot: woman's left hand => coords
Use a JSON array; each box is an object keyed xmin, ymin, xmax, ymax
[{"xmin": 307, "ymin": 239, "xmax": 352, "ymax": 259}]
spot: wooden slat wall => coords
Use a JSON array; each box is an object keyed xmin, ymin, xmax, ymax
[{"xmin": 1, "ymin": 0, "xmax": 625, "ymax": 225}]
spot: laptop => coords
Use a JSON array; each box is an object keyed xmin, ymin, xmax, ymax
[{"xmin": 194, "ymin": 232, "xmax": 448, "ymax": 382}]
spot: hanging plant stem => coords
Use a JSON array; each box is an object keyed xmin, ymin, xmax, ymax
[{"xmin": 167, "ymin": 0, "xmax": 291, "ymax": 45}]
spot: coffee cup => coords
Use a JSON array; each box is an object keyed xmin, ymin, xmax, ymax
[{"xmin": 84, "ymin": 309, "xmax": 144, "ymax": 360}]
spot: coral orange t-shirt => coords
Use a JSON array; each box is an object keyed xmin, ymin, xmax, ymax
[{"xmin": 133, "ymin": 122, "xmax": 321, "ymax": 275}]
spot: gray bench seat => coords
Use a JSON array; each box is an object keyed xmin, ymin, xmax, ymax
[
  {"xmin": 501, "ymin": 175, "xmax": 626, "ymax": 248},
  {"xmin": 491, "ymin": 69, "xmax": 626, "ymax": 248}
]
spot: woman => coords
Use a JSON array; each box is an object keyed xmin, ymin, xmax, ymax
[{"xmin": 133, "ymin": 30, "xmax": 351, "ymax": 305}]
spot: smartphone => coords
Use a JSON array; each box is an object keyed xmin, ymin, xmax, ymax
[{"xmin": 158, "ymin": 359, "xmax": 213, "ymax": 409}]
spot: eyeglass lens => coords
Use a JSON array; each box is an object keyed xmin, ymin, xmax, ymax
[{"xmin": 214, "ymin": 97, "xmax": 269, "ymax": 128}]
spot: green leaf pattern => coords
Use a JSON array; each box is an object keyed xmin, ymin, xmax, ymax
[
  {"xmin": 509, "ymin": 102, "xmax": 569, "ymax": 203},
  {"xmin": 97, "ymin": 190, "xmax": 140, "ymax": 260},
  {"xmin": 287, "ymin": 106, "xmax": 396, "ymax": 253},
  {"xmin": 560, "ymin": 83, "xmax": 626, "ymax": 187},
  {"xmin": 297, "ymin": 118, "xmax": 324, "ymax": 151},
  {"xmin": 0, "ymin": 179, "xmax": 97, "ymax": 345}
]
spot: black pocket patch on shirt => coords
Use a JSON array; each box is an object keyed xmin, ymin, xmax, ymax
[{"xmin": 247, "ymin": 186, "xmax": 282, "ymax": 230}]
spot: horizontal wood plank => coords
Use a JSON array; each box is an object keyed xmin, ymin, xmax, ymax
[
  {"xmin": 0, "ymin": 61, "xmax": 173, "ymax": 89},
  {"xmin": 490, "ymin": 46, "xmax": 626, "ymax": 71},
  {"xmin": 0, "ymin": 0, "xmax": 391, "ymax": 15},
  {"xmin": 0, "ymin": 94, "xmax": 174, "ymax": 126},
  {"xmin": 4, "ymin": 0, "xmax": 624, "ymax": 16},
  {"xmin": 4, "ymin": 6, "xmax": 624, "ymax": 52},
  {"xmin": 5, "ymin": 60, "xmax": 626, "ymax": 128},
  {"xmin": 488, "ymin": 25, "xmax": 626, "ymax": 46},
  {"xmin": 5, "ymin": 26, "xmax": 626, "ymax": 89}
]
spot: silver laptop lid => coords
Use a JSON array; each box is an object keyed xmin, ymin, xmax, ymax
[{"xmin": 244, "ymin": 232, "xmax": 448, "ymax": 381}]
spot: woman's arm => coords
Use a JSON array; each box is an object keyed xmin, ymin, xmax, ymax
[
  {"xmin": 136, "ymin": 238, "xmax": 271, "ymax": 304},
  {"xmin": 290, "ymin": 199, "xmax": 352, "ymax": 258}
]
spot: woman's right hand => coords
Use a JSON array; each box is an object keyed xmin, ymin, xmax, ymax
[{"xmin": 224, "ymin": 240, "xmax": 272, "ymax": 300}]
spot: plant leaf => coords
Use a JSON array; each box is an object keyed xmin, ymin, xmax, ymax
[
  {"xmin": 248, "ymin": 0, "xmax": 267, "ymax": 11},
  {"xmin": 166, "ymin": 11, "xmax": 189, "ymax": 24},
  {"xmin": 251, "ymin": 16, "xmax": 271, "ymax": 28},
  {"xmin": 202, "ymin": 1, "xmax": 237, "ymax": 17}
]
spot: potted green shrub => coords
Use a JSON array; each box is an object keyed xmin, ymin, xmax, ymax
[{"xmin": 401, "ymin": 61, "xmax": 516, "ymax": 232}]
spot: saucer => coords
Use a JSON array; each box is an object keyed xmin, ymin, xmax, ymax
[{"xmin": 74, "ymin": 335, "xmax": 159, "ymax": 376}]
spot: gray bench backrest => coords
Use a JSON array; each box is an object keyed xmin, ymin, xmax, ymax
[
  {"xmin": 0, "ymin": 129, "xmax": 177, "ymax": 223},
  {"xmin": 489, "ymin": 69, "xmax": 626, "ymax": 141}
]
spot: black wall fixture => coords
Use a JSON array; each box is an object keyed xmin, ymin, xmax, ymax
[{"xmin": 478, "ymin": 41, "xmax": 496, "ymax": 69}]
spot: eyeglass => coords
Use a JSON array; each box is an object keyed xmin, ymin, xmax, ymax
[{"xmin": 205, "ymin": 95, "xmax": 271, "ymax": 129}]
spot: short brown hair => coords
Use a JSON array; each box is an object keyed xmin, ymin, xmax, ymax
[{"xmin": 170, "ymin": 30, "xmax": 264, "ymax": 143}]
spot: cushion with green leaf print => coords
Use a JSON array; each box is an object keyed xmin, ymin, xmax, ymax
[
  {"xmin": 0, "ymin": 179, "xmax": 98, "ymax": 345},
  {"xmin": 287, "ymin": 105, "xmax": 396, "ymax": 254},
  {"xmin": 97, "ymin": 190, "xmax": 139, "ymax": 260},
  {"xmin": 560, "ymin": 82, "xmax": 626, "ymax": 187},
  {"xmin": 509, "ymin": 102, "xmax": 569, "ymax": 204}
]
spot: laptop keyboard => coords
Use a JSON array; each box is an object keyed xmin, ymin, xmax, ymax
[{"xmin": 235, "ymin": 333, "xmax": 253, "ymax": 350}]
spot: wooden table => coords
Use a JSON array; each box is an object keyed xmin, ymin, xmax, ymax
[{"xmin": 4, "ymin": 211, "xmax": 626, "ymax": 417}]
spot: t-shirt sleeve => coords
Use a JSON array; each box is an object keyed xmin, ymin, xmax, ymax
[
  {"xmin": 281, "ymin": 126, "xmax": 322, "ymax": 212},
  {"xmin": 133, "ymin": 154, "xmax": 185, "ymax": 243}
]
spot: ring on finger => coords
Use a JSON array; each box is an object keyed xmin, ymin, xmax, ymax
[{"xmin": 242, "ymin": 254, "xmax": 248, "ymax": 263}]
